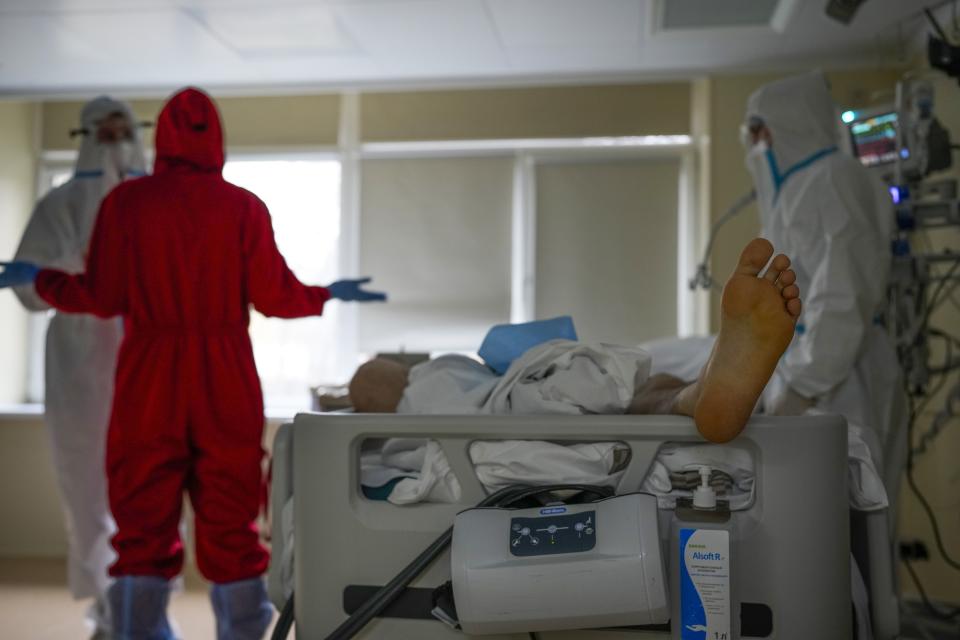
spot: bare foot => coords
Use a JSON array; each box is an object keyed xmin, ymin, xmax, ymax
[{"xmin": 678, "ymin": 238, "xmax": 802, "ymax": 442}]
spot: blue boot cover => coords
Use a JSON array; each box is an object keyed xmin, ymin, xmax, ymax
[
  {"xmin": 211, "ymin": 577, "xmax": 273, "ymax": 640},
  {"xmin": 108, "ymin": 576, "xmax": 176, "ymax": 640}
]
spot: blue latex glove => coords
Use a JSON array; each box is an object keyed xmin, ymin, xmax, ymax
[
  {"xmin": 478, "ymin": 315, "xmax": 578, "ymax": 375},
  {"xmin": 0, "ymin": 261, "xmax": 40, "ymax": 288},
  {"xmin": 326, "ymin": 277, "xmax": 387, "ymax": 302}
]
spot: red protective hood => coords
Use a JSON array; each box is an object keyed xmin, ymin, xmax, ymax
[{"xmin": 154, "ymin": 87, "xmax": 225, "ymax": 174}]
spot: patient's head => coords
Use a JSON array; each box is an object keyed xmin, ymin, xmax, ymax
[{"xmin": 349, "ymin": 358, "xmax": 410, "ymax": 413}]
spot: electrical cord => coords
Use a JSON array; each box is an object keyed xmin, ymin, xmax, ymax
[
  {"xmin": 912, "ymin": 377, "xmax": 960, "ymax": 459},
  {"xmin": 922, "ymin": 260, "xmax": 960, "ymax": 328},
  {"xmin": 905, "ymin": 392, "xmax": 960, "ymax": 572},
  {"xmin": 271, "ymin": 593, "xmax": 294, "ymax": 640},
  {"xmin": 902, "ymin": 558, "xmax": 960, "ymax": 621},
  {"xmin": 688, "ymin": 190, "xmax": 756, "ymax": 292},
  {"xmin": 927, "ymin": 6, "xmax": 951, "ymax": 41}
]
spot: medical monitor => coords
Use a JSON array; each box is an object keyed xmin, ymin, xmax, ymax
[{"xmin": 848, "ymin": 111, "xmax": 902, "ymax": 168}]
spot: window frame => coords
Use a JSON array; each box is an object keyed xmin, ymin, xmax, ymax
[{"xmin": 356, "ymin": 137, "xmax": 703, "ymax": 337}]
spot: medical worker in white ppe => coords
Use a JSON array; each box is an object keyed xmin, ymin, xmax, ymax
[
  {"xmin": 743, "ymin": 71, "xmax": 906, "ymax": 505},
  {"xmin": 12, "ymin": 97, "xmax": 147, "ymax": 639}
]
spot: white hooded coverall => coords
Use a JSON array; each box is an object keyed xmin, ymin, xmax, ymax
[
  {"xmin": 745, "ymin": 71, "xmax": 907, "ymax": 510},
  {"xmin": 12, "ymin": 98, "xmax": 147, "ymax": 610}
]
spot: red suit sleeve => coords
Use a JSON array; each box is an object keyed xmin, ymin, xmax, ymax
[
  {"xmin": 35, "ymin": 191, "xmax": 128, "ymax": 318},
  {"xmin": 244, "ymin": 199, "xmax": 331, "ymax": 318}
]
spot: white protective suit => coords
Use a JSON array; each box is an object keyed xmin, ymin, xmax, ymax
[
  {"xmin": 744, "ymin": 72, "xmax": 907, "ymax": 516},
  {"xmin": 12, "ymin": 98, "xmax": 147, "ymax": 618}
]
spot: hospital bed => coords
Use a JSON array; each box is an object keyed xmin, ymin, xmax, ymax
[{"xmin": 269, "ymin": 413, "xmax": 898, "ymax": 639}]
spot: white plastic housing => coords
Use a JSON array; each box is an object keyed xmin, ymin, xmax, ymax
[{"xmin": 451, "ymin": 492, "xmax": 668, "ymax": 635}]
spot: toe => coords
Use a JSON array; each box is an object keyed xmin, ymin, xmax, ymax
[
  {"xmin": 776, "ymin": 269, "xmax": 796, "ymax": 289},
  {"xmin": 763, "ymin": 254, "xmax": 790, "ymax": 283},
  {"xmin": 735, "ymin": 238, "xmax": 775, "ymax": 276},
  {"xmin": 787, "ymin": 298, "xmax": 802, "ymax": 317},
  {"xmin": 782, "ymin": 284, "xmax": 800, "ymax": 300}
]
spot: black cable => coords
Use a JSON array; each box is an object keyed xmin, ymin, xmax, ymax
[
  {"xmin": 922, "ymin": 260, "xmax": 960, "ymax": 328},
  {"xmin": 902, "ymin": 558, "xmax": 960, "ymax": 621},
  {"xmin": 910, "ymin": 367, "xmax": 952, "ymax": 444},
  {"xmin": 927, "ymin": 6, "xmax": 951, "ymax": 41},
  {"xmin": 906, "ymin": 392, "xmax": 960, "ymax": 572},
  {"xmin": 270, "ymin": 593, "xmax": 294, "ymax": 640},
  {"xmin": 529, "ymin": 632, "xmax": 541, "ymax": 640}
]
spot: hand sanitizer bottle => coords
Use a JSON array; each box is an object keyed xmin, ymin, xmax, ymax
[{"xmin": 670, "ymin": 465, "xmax": 738, "ymax": 640}]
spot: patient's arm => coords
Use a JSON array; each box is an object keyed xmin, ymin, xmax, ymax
[{"xmin": 629, "ymin": 238, "xmax": 801, "ymax": 443}]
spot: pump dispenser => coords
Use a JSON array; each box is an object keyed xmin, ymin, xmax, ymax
[
  {"xmin": 670, "ymin": 465, "xmax": 738, "ymax": 640},
  {"xmin": 692, "ymin": 465, "xmax": 717, "ymax": 510}
]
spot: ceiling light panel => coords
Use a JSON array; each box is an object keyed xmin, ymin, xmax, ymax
[
  {"xmin": 486, "ymin": 0, "xmax": 642, "ymax": 48},
  {"xmin": 658, "ymin": 0, "xmax": 780, "ymax": 30}
]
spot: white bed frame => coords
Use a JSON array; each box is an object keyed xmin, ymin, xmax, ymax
[{"xmin": 269, "ymin": 413, "xmax": 897, "ymax": 639}]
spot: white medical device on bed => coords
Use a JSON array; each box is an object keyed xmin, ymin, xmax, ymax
[{"xmin": 451, "ymin": 493, "xmax": 667, "ymax": 635}]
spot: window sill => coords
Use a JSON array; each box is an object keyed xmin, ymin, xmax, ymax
[
  {"xmin": 0, "ymin": 403, "xmax": 301, "ymax": 424},
  {"xmin": 0, "ymin": 403, "xmax": 44, "ymax": 420}
]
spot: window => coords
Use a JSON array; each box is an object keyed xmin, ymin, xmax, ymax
[
  {"xmin": 28, "ymin": 157, "xmax": 345, "ymax": 413},
  {"xmin": 223, "ymin": 157, "xmax": 345, "ymax": 412}
]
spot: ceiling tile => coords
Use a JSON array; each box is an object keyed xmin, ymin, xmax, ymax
[
  {"xmin": 335, "ymin": 0, "xmax": 506, "ymax": 73},
  {"xmin": 187, "ymin": 5, "xmax": 361, "ymax": 56}
]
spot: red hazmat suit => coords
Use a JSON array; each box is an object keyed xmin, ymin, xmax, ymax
[{"xmin": 36, "ymin": 87, "xmax": 330, "ymax": 583}]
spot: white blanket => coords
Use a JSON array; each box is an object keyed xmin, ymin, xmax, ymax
[
  {"xmin": 398, "ymin": 340, "xmax": 652, "ymax": 415},
  {"xmin": 368, "ymin": 438, "xmax": 759, "ymax": 510},
  {"xmin": 371, "ymin": 440, "xmax": 633, "ymax": 505},
  {"xmin": 386, "ymin": 341, "xmax": 653, "ymax": 504}
]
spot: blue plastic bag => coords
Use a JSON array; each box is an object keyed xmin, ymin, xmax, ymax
[{"xmin": 478, "ymin": 316, "xmax": 578, "ymax": 375}]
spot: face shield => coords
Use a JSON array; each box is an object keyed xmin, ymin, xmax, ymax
[
  {"xmin": 70, "ymin": 112, "xmax": 148, "ymax": 188},
  {"xmin": 741, "ymin": 116, "xmax": 777, "ymax": 220},
  {"xmin": 740, "ymin": 116, "xmax": 766, "ymax": 150}
]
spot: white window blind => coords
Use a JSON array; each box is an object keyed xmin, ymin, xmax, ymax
[
  {"xmin": 358, "ymin": 156, "xmax": 513, "ymax": 354},
  {"xmin": 535, "ymin": 158, "xmax": 681, "ymax": 344}
]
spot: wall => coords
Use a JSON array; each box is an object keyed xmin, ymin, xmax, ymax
[
  {"xmin": 0, "ymin": 100, "xmax": 37, "ymax": 405},
  {"xmin": 0, "ymin": 415, "xmax": 66, "ymax": 556},
  {"xmin": 0, "ymin": 414, "xmax": 286, "ymax": 558},
  {"xmin": 40, "ymin": 93, "xmax": 341, "ymax": 151},
  {"xmin": 37, "ymin": 83, "xmax": 689, "ymax": 153},
  {"xmin": 361, "ymin": 83, "xmax": 690, "ymax": 141}
]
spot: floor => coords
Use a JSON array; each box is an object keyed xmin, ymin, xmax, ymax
[
  {"xmin": 900, "ymin": 599, "xmax": 960, "ymax": 640},
  {"xmin": 0, "ymin": 557, "xmax": 283, "ymax": 639},
  {"xmin": 1, "ymin": 557, "xmax": 957, "ymax": 639}
]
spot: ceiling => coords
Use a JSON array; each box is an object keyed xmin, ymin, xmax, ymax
[{"xmin": 0, "ymin": 0, "xmax": 937, "ymax": 97}]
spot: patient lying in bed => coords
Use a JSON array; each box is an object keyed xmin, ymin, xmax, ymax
[{"xmin": 351, "ymin": 238, "xmax": 803, "ymax": 444}]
